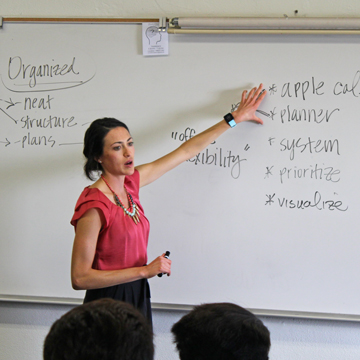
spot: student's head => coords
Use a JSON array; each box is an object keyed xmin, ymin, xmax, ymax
[
  {"xmin": 43, "ymin": 298, "xmax": 154, "ymax": 360},
  {"xmin": 171, "ymin": 302, "xmax": 270, "ymax": 360},
  {"xmin": 83, "ymin": 118, "xmax": 130, "ymax": 180}
]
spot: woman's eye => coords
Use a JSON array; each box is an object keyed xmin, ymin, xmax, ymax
[{"xmin": 128, "ymin": 142, "xmax": 134, "ymax": 146}]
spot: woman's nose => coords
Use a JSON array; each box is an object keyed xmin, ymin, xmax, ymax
[{"xmin": 123, "ymin": 147, "xmax": 130, "ymax": 157}]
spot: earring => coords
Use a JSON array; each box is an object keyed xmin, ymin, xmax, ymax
[{"xmin": 99, "ymin": 160, "xmax": 102, "ymax": 164}]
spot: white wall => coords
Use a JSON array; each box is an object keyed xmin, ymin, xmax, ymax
[
  {"xmin": 0, "ymin": 1, "xmax": 360, "ymax": 359},
  {"xmin": 2, "ymin": 0, "xmax": 360, "ymax": 18},
  {"xmin": 1, "ymin": 302, "xmax": 360, "ymax": 360}
]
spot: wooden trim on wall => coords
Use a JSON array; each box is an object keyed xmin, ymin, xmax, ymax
[{"xmin": 1, "ymin": 17, "xmax": 160, "ymax": 24}]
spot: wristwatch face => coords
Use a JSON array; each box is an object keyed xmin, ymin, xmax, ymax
[
  {"xmin": 224, "ymin": 113, "xmax": 236, "ymax": 127},
  {"xmin": 228, "ymin": 119, "xmax": 236, "ymax": 127}
]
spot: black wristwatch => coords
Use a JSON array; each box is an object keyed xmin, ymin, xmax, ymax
[{"xmin": 224, "ymin": 113, "xmax": 236, "ymax": 128}]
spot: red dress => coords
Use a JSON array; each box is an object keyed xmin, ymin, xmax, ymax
[{"xmin": 71, "ymin": 170, "xmax": 152, "ymax": 323}]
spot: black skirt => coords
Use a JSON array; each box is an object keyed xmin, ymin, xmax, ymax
[{"xmin": 83, "ymin": 278, "xmax": 152, "ymax": 326}]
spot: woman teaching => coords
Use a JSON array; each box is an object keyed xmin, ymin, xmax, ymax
[{"xmin": 70, "ymin": 84, "xmax": 266, "ymax": 324}]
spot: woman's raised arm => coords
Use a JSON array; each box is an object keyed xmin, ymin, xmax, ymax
[{"xmin": 137, "ymin": 84, "xmax": 266, "ymax": 188}]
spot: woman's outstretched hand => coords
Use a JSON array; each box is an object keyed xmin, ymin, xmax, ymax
[{"xmin": 232, "ymin": 83, "xmax": 266, "ymax": 125}]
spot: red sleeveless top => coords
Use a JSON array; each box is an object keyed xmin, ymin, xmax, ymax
[{"xmin": 71, "ymin": 170, "xmax": 150, "ymax": 270}]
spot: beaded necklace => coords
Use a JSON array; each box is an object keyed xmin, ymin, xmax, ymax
[{"xmin": 100, "ymin": 175, "xmax": 140, "ymax": 224}]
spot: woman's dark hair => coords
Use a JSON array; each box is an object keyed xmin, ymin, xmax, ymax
[{"xmin": 83, "ymin": 118, "xmax": 130, "ymax": 180}]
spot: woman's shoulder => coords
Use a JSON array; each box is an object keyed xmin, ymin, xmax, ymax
[
  {"xmin": 125, "ymin": 169, "xmax": 140, "ymax": 192},
  {"xmin": 74, "ymin": 186, "xmax": 112, "ymax": 209},
  {"xmin": 71, "ymin": 187, "xmax": 112, "ymax": 227},
  {"xmin": 78, "ymin": 186, "xmax": 104, "ymax": 200}
]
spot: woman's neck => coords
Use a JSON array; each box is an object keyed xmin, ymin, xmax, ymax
[{"xmin": 100, "ymin": 173, "xmax": 126, "ymax": 194}]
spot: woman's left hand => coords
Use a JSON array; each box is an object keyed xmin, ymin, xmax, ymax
[
  {"xmin": 232, "ymin": 83, "xmax": 266, "ymax": 125},
  {"xmin": 137, "ymin": 83, "xmax": 266, "ymax": 188}
]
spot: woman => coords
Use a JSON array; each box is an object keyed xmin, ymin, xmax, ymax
[{"xmin": 70, "ymin": 84, "xmax": 266, "ymax": 324}]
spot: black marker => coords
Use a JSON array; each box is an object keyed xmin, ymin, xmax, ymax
[{"xmin": 158, "ymin": 251, "xmax": 170, "ymax": 277}]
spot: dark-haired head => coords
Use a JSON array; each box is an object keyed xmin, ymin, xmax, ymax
[
  {"xmin": 83, "ymin": 118, "xmax": 130, "ymax": 180},
  {"xmin": 43, "ymin": 298, "xmax": 154, "ymax": 360},
  {"xmin": 171, "ymin": 302, "xmax": 271, "ymax": 360}
]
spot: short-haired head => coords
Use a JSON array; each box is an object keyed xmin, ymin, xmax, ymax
[
  {"xmin": 83, "ymin": 118, "xmax": 130, "ymax": 180},
  {"xmin": 171, "ymin": 302, "xmax": 270, "ymax": 360},
  {"xmin": 43, "ymin": 298, "xmax": 153, "ymax": 360}
]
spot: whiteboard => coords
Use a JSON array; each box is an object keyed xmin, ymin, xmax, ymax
[{"xmin": 1, "ymin": 22, "xmax": 360, "ymax": 317}]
